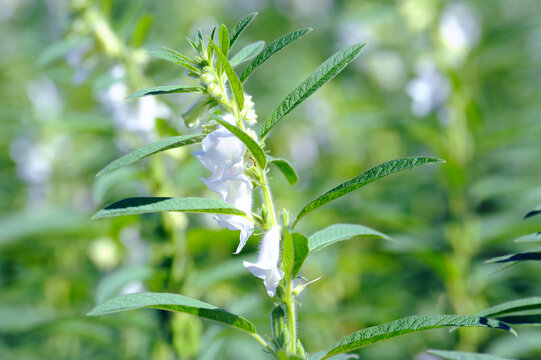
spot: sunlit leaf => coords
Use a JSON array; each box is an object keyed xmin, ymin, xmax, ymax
[
  {"xmin": 427, "ymin": 349, "xmax": 515, "ymax": 360},
  {"xmin": 87, "ymin": 292, "xmax": 257, "ymax": 334},
  {"xmin": 308, "ymin": 224, "xmax": 392, "ymax": 253},
  {"xmin": 149, "ymin": 49, "xmax": 198, "ymax": 72},
  {"xmin": 92, "ymin": 197, "xmax": 246, "ymax": 219},
  {"xmin": 292, "ymin": 157, "xmax": 444, "ymax": 228},
  {"xmin": 127, "ymin": 85, "xmax": 203, "ymax": 98},
  {"xmin": 230, "ymin": 41, "xmax": 265, "ymax": 68},
  {"xmin": 240, "ymin": 28, "xmax": 312, "ymax": 83},
  {"xmin": 219, "ymin": 24, "xmax": 230, "ymax": 56},
  {"xmin": 96, "ymin": 134, "xmax": 205, "ymax": 177},
  {"xmin": 268, "ymin": 156, "xmax": 298, "ymax": 185},
  {"xmin": 322, "ymin": 315, "xmax": 515, "ymax": 359},
  {"xmin": 260, "ymin": 42, "xmax": 364, "ymax": 138},
  {"xmin": 514, "ymin": 232, "xmax": 541, "ymax": 243},
  {"xmin": 229, "ymin": 12, "xmax": 257, "ymax": 47},
  {"xmin": 209, "ymin": 40, "xmax": 244, "ymax": 111},
  {"xmin": 281, "ymin": 230, "xmax": 308, "ymax": 282}
]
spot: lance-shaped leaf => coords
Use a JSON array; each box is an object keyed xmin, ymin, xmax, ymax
[
  {"xmin": 127, "ymin": 85, "xmax": 203, "ymax": 98},
  {"xmin": 87, "ymin": 292, "xmax": 256, "ymax": 334},
  {"xmin": 514, "ymin": 232, "xmax": 541, "ymax": 243},
  {"xmin": 484, "ymin": 252, "xmax": 541, "ymax": 264},
  {"xmin": 281, "ymin": 230, "xmax": 309, "ymax": 281},
  {"xmin": 209, "ymin": 40, "xmax": 244, "ymax": 111},
  {"xmin": 229, "ymin": 12, "xmax": 257, "ymax": 47},
  {"xmin": 149, "ymin": 49, "xmax": 198, "ymax": 73},
  {"xmin": 219, "ymin": 24, "xmax": 230, "ymax": 56},
  {"xmin": 308, "ymin": 224, "xmax": 392, "ymax": 253},
  {"xmin": 260, "ymin": 42, "xmax": 365, "ymax": 138},
  {"xmin": 477, "ymin": 297, "xmax": 541, "ymax": 318},
  {"xmin": 428, "ymin": 349, "xmax": 515, "ymax": 360},
  {"xmin": 322, "ymin": 315, "xmax": 516, "ymax": 359},
  {"xmin": 525, "ymin": 204, "xmax": 541, "ymax": 219},
  {"xmin": 292, "ymin": 157, "xmax": 443, "ymax": 228},
  {"xmin": 240, "ymin": 28, "xmax": 312, "ymax": 83},
  {"xmin": 211, "ymin": 115, "xmax": 266, "ymax": 169},
  {"xmin": 96, "ymin": 134, "xmax": 205, "ymax": 177},
  {"xmin": 230, "ymin": 41, "xmax": 265, "ymax": 68},
  {"xmin": 268, "ymin": 156, "xmax": 298, "ymax": 185},
  {"xmin": 92, "ymin": 197, "xmax": 247, "ymax": 219}
]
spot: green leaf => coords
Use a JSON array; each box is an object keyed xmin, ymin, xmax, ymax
[
  {"xmin": 87, "ymin": 292, "xmax": 256, "ymax": 334},
  {"xmin": 292, "ymin": 157, "xmax": 444, "ymax": 228},
  {"xmin": 281, "ymin": 230, "xmax": 309, "ymax": 281},
  {"xmin": 149, "ymin": 49, "xmax": 198, "ymax": 72},
  {"xmin": 484, "ymin": 252, "xmax": 541, "ymax": 264},
  {"xmin": 514, "ymin": 232, "xmax": 541, "ymax": 243},
  {"xmin": 308, "ymin": 224, "xmax": 392, "ymax": 253},
  {"xmin": 127, "ymin": 85, "xmax": 203, "ymax": 98},
  {"xmin": 477, "ymin": 297, "xmax": 541, "ymax": 318},
  {"xmin": 95, "ymin": 265, "xmax": 153, "ymax": 304},
  {"xmin": 281, "ymin": 229, "xmax": 294, "ymax": 281},
  {"xmin": 219, "ymin": 24, "xmax": 230, "ymax": 56},
  {"xmin": 268, "ymin": 156, "xmax": 299, "ymax": 185},
  {"xmin": 92, "ymin": 197, "xmax": 247, "ymax": 219},
  {"xmin": 525, "ymin": 204, "xmax": 541, "ymax": 219},
  {"xmin": 322, "ymin": 315, "xmax": 516, "ymax": 359},
  {"xmin": 292, "ymin": 233, "xmax": 309, "ymax": 278},
  {"xmin": 308, "ymin": 352, "xmax": 356, "ymax": 360},
  {"xmin": 96, "ymin": 134, "xmax": 205, "ymax": 177},
  {"xmin": 427, "ymin": 349, "xmax": 515, "ymax": 360},
  {"xmin": 240, "ymin": 28, "xmax": 312, "ymax": 83},
  {"xmin": 230, "ymin": 41, "xmax": 265, "ymax": 68},
  {"xmin": 260, "ymin": 42, "xmax": 365, "ymax": 138},
  {"xmin": 211, "ymin": 115, "xmax": 266, "ymax": 169},
  {"xmin": 229, "ymin": 12, "xmax": 257, "ymax": 47},
  {"xmin": 208, "ymin": 40, "xmax": 245, "ymax": 112}
]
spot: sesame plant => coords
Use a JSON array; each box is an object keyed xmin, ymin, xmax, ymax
[{"xmin": 88, "ymin": 13, "xmax": 519, "ymax": 359}]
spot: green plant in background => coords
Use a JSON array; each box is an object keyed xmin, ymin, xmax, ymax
[{"xmin": 87, "ymin": 14, "xmax": 521, "ymax": 359}]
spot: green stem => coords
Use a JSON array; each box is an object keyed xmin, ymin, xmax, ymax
[
  {"xmin": 285, "ymin": 281, "xmax": 297, "ymax": 354},
  {"xmin": 261, "ymin": 173, "xmax": 278, "ymax": 228}
]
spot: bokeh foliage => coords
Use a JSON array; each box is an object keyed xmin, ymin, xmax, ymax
[{"xmin": 1, "ymin": 0, "xmax": 541, "ymax": 359}]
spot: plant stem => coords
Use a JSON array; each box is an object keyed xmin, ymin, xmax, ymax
[{"xmin": 285, "ymin": 280, "xmax": 297, "ymax": 354}]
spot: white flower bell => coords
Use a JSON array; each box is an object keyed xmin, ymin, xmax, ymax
[
  {"xmin": 243, "ymin": 226, "xmax": 284, "ymax": 297},
  {"xmin": 192, "ymin": 114, "xmax": 254, "ymax": 253}
]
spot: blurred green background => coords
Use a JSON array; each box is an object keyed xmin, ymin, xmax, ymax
[{"xmin": 2, "ymin": 0, "xmax": 541, "ymax": 359}]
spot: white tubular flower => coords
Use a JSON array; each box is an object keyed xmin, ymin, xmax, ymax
[
  {"xmin": 243, "ymin": 226, "xmax": 284, "ymax": 297},
  {"xmin": 192, "ymin": 114, "xmax": 254, "ymax": 253}
]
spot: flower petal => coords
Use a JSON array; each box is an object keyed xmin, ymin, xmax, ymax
[{"xmin": 243, "ymin": 226, "xmax": 283, "ymax": 297}]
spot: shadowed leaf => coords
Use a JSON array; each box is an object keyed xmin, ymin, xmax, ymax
[
  {"xmin": 127, "ymin": 85, "xmax": 202, "ymax": 98},
  {"xmin": 87, "ymin": 292, "xmax": 256, "ymax": 334},
  {"xmin": 96, "ymin": 134, "xmax": 205, "ymax": 177},
  {"xmin": 485, "ymin": 252, "xmax": 541, "ymax": 264},
  {"xmin": 92, "ymin": 197, "xmax": 246, "ymax": 219}
]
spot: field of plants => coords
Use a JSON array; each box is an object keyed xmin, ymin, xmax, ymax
[{"xmin": 2, "ymin": 1, "xmax": 541, "ymax": 359}]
